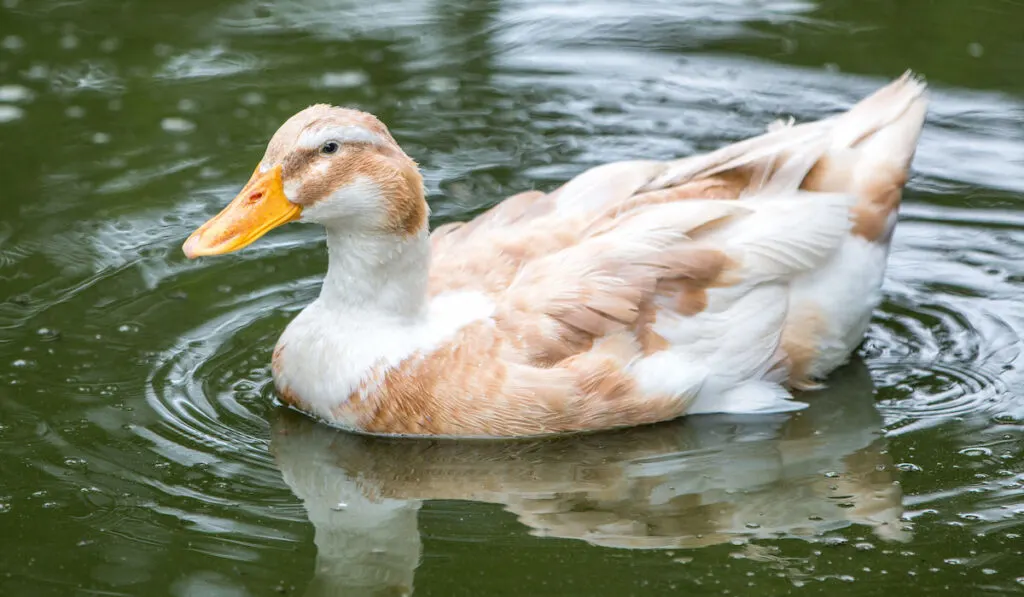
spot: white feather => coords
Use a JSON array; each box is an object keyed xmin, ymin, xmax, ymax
[{"xmin": 297, "ymin": 125, "xmax": 385, "ymax": 149}]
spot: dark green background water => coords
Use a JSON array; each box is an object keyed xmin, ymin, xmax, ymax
[{"xmin": 2, "ymin": 0, "xmax": 1023, "ymax": 595}]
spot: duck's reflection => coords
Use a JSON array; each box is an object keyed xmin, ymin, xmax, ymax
[{"xmin": 270, "ymin": 360, "xmax": 906, "ymax": 596}]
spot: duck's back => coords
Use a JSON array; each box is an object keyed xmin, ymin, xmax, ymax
[{"xmin": 428, "ymin": 72, "xmax": 927, "ymax": 418}]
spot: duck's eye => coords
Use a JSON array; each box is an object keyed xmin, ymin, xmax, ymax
[{"xmin": 320, "ymin": 141, "xmax": 340, "ymax": 155}]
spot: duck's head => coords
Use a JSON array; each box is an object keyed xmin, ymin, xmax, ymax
[{"xmin": 183, "ymin": 105, "xmax": 426, "ymax": 258}]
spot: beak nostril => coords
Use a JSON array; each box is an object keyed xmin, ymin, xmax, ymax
[{"xmin": 247, "ymin": 191, "xmax": 264, "ymax": 203}]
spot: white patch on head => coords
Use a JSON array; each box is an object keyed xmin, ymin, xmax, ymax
[
  {"xmin": 300, "ymin": 175, "xmax": 384, "ymax": 226},
  {"xmin": 259, "ymin": 162, "xmax": 271, "ymax": 174},
  {"xmin": 283, "ymin": 179, "xmax": 301, "ymax": 202},
  {"xmin": 298, "ymin": 125, "xmax": 384, "ymax": 150}
]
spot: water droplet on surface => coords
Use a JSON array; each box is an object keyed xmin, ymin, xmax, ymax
[
  {"xmin": 824, "ymin": 471, "xmax": 840, "ymax": 478},
  {"xmin": 36, "ymin": 327, "xmax": 60, "ymax": 341},
  {"xmin": 117, "ymin": 323, "xmax": 140, "ymax": 334},
  {"xmin": 958, "ymin": 447, "xmax": 993, "ymax": 458},
  {"xmin": 0, "ymin": 84, "xmax": 32, "ymax": 103},
  {"xmin": 854, "ymin": 542, "xmax": 875, "ymax": 551},
  {"xmin": 319, "ymin": 71, "xmax": 369, "ymax": 89},
  {"xmin": 896, "ymin": 463, "xmax": 922, "ymax": 472},
  {"xmin": 0, "ymin": 104, "xmax": 25, "ymax": 123},
  {"xmin": 161, "ymin": 117, "xmax": 196, "ymax": 133},
  {"xmin": 1, "ymin": 35, "xmax": 24, "ymax": 52},
  {"xmin": 240, "ymin": 91, "xmax": 264, "ymax": 106}
]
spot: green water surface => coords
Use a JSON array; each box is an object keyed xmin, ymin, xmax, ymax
[{"xmin": 1, "ymin": 0, "xmax": 1023, "ymax": 595}]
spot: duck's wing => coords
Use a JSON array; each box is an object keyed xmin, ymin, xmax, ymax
[{"xmin": 495, "ymin": 191, "xmax": 855, "ymax": 365}]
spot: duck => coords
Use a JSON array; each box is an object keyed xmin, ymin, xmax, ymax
[{"xmin": 183, "ymin": 72, "xmax": 928, "ymax": 438}]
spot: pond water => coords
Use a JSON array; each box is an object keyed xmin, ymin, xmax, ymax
[{"xmin": 2, "ymin": 0, "xmax": 1024, "ymax": 595}]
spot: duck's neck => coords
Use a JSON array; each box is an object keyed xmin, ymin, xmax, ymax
[{"xmin": 318, "ymin": 225, "xmax": 430, "ymax": 322}]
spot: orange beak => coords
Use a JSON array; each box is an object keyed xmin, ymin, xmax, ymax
[{"xmin": 183, "ymin": 164, "xmax": 302, "ymax": 258}]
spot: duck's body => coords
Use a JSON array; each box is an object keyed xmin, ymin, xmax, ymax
[{"xmin": 185, "ymin": 73, "xmax": 928, "ymax": 437}]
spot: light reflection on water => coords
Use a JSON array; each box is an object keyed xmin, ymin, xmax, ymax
[{"xmin": 1, "ymin": 0, "xmax": 1024, "ymax": 594}]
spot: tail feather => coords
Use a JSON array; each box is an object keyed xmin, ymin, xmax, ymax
[{"xmin": 642, "ymin": 71, "xmax": 928, "ymax": 203}]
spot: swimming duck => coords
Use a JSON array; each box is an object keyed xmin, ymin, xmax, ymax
[{"xmin": 183, "ymin": 72, "xmax": 927, "ymax": 437}]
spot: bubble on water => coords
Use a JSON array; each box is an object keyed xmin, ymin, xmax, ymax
[
  {"xmin": 36, "ymin": 327, "xmax": 60, "ymax": 341},
  {"xmin": 117, "ymin": 323, "xmax": 141, "ymax": 334},
  {"xmin": 854, "ymin": 542, "xmax": 875, "ymax": 551},
  {"xmin": 60, "ymin": 34, "xmax": 79, "ymax": 50},
  {"xmin": 0, "ymin": 105, "xmax": 24, "ymax": 123},
  {"xmin": 319, "ymin": 70, "xmax": 368, "ymax": 89},
  {"xmin": 65, "ymin": 105, "xmax": 85, "ymax": 119},
  {"xmin": 958, "ymin": 447, "xmax": 993, "ymax": 458},
  {"xmin": 896, "ymin": 463, "xmax": 922, "ymax": 472},
  {"xmin": 967, "ymin": 42, "xmax": 984, "ymax": 58},
  {"xmin": 0, "ymin": 85, "xmax": 32, "ymax": 103},
  {"xmin": 178, "ymin": 98, "xmax": 198, "ymax": 113},
  {"xmin": 161, "ymin": 117, "xmax": 196, "ymax": 133},
  {"xmin": 99, "ymin": 37, "xmax": 120, "ymax": 53},
  {"xmin": 0, "ymin": 503, "xmax": 10, "ymax": 513},
  {"xmin": 92, "ymin": 132, "xmax": 111, "ymax": 144},
  {"xmin": 63, "ymin": 457, "xmax": 88, "ymax": 468}
]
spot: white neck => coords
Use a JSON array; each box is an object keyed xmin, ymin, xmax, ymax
[
  {"xmin": 274, "ymin": 222, "xmax": 495, "ymax": 429},
  {"xmin": 318, "ymin": 225, "xmax": 430, "ymax": 321}
]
